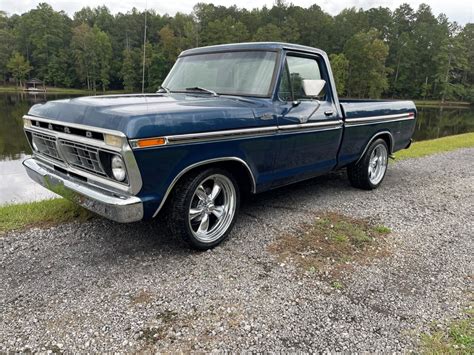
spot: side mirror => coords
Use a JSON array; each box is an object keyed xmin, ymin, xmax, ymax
[{"xmin": 302, "ymin": 79, "xmax": 326, "ymax": 98}]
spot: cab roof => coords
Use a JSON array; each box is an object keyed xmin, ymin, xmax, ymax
[{"xmin": 180, "ymin": 42, "xmax": 328, "ymax": 58}]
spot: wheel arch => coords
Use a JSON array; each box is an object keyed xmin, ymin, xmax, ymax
[
  {"xmin": 355, "ymin": 130, "xmax": 394, "ymax": 165},
  {"xmin": 152, "ymin": 157, "xmax": 256, "ymax": 218}
]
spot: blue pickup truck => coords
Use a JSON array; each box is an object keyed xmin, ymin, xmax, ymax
[{"xmin": 23, "ymin": 42, "xmax": 416, "ymax": 249}]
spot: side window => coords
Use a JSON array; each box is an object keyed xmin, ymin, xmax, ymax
[{"xmin": 279, "ymin": 55, "xmax": 325, "ymax": 101}]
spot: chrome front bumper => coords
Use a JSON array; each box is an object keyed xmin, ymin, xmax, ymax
[{"xmin": 23, "ymin": 158, "xmax": 144, "ymax": 223}]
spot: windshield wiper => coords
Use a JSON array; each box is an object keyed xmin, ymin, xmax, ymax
[
  {"xmin": 185, "ymin": 86, "xmax": 218, "ymax": 96},
  {"xmin": 157, "ymin": 85, "xmax": 171, "ymax": 94}
]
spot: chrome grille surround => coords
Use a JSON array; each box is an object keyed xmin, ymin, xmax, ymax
[
  {"xmin": 23, "ymin": 115, "xmax": 144, "ymax": 196},
  {"xmin": 58, "ymin": 140, "xmax": 107, "ymax": 176},
  {"xmin": 31, "ymin": 132, "xmax": 61, "ymax": 161}
]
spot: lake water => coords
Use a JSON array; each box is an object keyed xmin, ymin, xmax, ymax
[{"xmin": 1, "ymin": 92, "xmax": 473, "ymax": 204}]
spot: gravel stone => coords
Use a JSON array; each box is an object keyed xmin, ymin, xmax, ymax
[{"xmin": 1, "ymin": 148, "xmax": 473, "ymax": 352}]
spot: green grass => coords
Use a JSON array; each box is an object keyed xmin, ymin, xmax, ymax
[
  {"xmin": 0, "ymin": 198, "xmax": 93, "ymax": 235},
  {"xmin": 331, "ymin": 280, "xmax": 344, "ymax": 290},
  {"xmin": 395, "ymin": 132, "xmax": 474, "ymax": 161},
  {"xmin": 414, "ymin": 100, "xmax": 471, "ymax": 108},
  {"xmin": 374, "ymin": 225, "xmax": 392, "ymax": 234},
  {"xmin": 421, "ymin": 308, "xmax": 473, "ymax": 354},
  {"xmin": 269, "ymin": 212, "xmax": 390, "ymax": 278}
]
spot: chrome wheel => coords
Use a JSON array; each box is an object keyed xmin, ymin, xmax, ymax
[
  {"xmin": 368, "ymin": 144, "xmax": 388, "ymax": 185},
  {"xmin": 188, "ymin": 174, "xmax": 237, "ymax": 243}
]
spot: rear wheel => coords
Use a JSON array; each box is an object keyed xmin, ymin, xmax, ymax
[
  {"xmin": 166, "ymin": 168, "xmax": 240, "ymax": 250},
  {"xmin": 348, "ymin": 138, "xmax": 388, "ymax": 190}
]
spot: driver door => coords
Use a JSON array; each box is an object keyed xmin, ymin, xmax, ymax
[{"xmin": 273, "ymin": 53, "xmax": 343, "ymax": 186}]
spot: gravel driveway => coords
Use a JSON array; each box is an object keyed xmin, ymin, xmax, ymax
[{"xmin": 1, "ymin": 148, "xmax": 473, "ymax": 352}]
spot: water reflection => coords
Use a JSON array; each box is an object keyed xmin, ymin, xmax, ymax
[
  {"xmin": 0, "ymin": 154, "xmax": 57, "ymax": 203},
  {"xmin": 414, "ymin": 105, "xmax": 474, "ymax": 141},
  {"xmin": 0, "ymin": 92, "xmax": 80, "ymax": 204},
  {"xmin": 0, "ymin": 92, "xmax": 81, "ymax": 160}
]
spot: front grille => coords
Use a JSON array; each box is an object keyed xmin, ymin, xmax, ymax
[
  {"xmin": 58, "ymin": 140, "xmax": 107, "ymax": 176},
  {"xmin": 32, "ymin": 132, "xmax": 61, "ymax": 161},
  {"xmin": 26, "ymin": 130, "xmax": 124, "ymax": 183}
]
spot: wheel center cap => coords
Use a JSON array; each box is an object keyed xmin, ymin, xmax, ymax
[{"xmin": 204, "ymin": 202, "xmax": 214, "ymax": 213}]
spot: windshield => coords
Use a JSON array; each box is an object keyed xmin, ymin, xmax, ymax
[{"xmin": 163, "ymin": 51, "xmax": 278, "ymax": 97}]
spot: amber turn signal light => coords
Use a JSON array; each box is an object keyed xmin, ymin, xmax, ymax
[{"xmin": 135, "ymin": 137, "xmax": 167, "ymax": 148}]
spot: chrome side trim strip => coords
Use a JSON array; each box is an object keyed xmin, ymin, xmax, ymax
[
  {"xmin": 278, "ymin": 120, "xmax": 343, "ymax": 132},
  {"xmin": 132, "ymin": 120, "xmax": 344, "ymax": 149},
  {"xmin": 345, "ymin": 113, "xmax": 414, "ymax": 126},
  {"xmin": 278, "ymin": 120, "xmax": 342, "ymax": 131},
  {"xmin": 152, "ymin": 157, "xmax": 257, "ymax": 218},
  {"xmin": 166, "ymin": 126, "xmax": 278, "ymax": 145}
]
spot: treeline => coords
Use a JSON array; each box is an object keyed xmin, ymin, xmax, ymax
[{"xmin": 0, "ymin": 1, "xmax": 472, "ymax": 101}]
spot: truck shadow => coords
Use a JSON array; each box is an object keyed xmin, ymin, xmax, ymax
[{"xmin": 97, "ymin": 169, "xmax": 350, "ymax": 255}]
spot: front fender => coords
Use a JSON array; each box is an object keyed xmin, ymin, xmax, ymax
[{"xmin": 133, "ymin": 141, "xmax": 259, "ymax": 219}]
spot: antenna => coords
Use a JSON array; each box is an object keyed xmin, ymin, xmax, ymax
[{"xmin": 141, "ymin": 1, "xmax": 148, "ymax": 94}]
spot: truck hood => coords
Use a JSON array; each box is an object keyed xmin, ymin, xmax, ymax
[{"xmin": 28, "ymin": 93, "xmax": 271, "ymax": 138}]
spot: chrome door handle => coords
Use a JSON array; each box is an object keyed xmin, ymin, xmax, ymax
[{"xmin": 324, "ymin": 110, "xmax": 334, "ymax": 116}]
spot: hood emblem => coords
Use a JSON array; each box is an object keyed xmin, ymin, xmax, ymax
[
  {"xmin": 64, "ymin": 127, "xmax": 71, "ymax": 134},
  {"xmin": 86, "ymin": 131, "xmax": 92, "ymax": 138}
]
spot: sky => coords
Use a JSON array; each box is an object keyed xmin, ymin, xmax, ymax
[{"xmin": 1, "ymin": 0, "xmax": 472, "ymax": 25}]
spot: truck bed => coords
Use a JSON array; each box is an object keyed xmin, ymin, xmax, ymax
[{"xmin": 338, "ymin": 99, "xmax": 417, "ymax": 167}]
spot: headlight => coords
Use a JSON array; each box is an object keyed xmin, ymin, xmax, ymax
[{"xmin": 111, "ymin": 155, "xmax": 127, "ymax": 181}]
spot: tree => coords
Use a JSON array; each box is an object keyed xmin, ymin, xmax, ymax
[
  {"xmin": 7, "ymin": 52, "xmax": 32, "ymax": 87},
  {"xmin": 72, "ymin": 23, "xmax": 93, "ymax": 90},
  {"xmin": 171, "ymin": 13, "xmax": 198, "ymax": 50},
  {"xmin": 330, "ymin": 8, "xmax": 369, "ymax": 53},
  {"xmin": 434, "ymin": 27, "xmax": 468, "ymax": 102},
  {"xmin": 15, "ymin": 3, "xmax": 72, "ymax": 84},
  {"xmin": 121, "ymin": 48, "xmax": 138, "ymax": 92},
  {"xmin": 344, "ymin": 30, "xmax": 390, "ymax": 98},
  {"xmin": 0, "ymin": 11, "xmax": 14, "ymax": 84},
  {"xmin": 200, "ymin": 16, "xmax": 249, "ymax": 45},
  {"xmin": 329, "ymin": 53, "xmax": 349, "ymax": 96},
  {"xmin": 159, "ymin": 25, "xmax": 180, "ymax": 62},
  {"xmin": 253, "ymin": 23, "xmax": 283, "ymax": 41},
  {"xmin": 290, "ymin": 4, "xmax": 333, "ymax": 51},
  {"xmin": 91, "ymin": 25, "xmax": 113, "ymax": 91},
  {"xmin": 0, "ymin": 2, "xmax": 471, "ymax": 101},
  {"xmin": 71, "ymin": 24, "xmax": 112, "ymax": 91},
  {"xmin": 457, "ymin": 24, "xmax": 474, "ymax": 102}
]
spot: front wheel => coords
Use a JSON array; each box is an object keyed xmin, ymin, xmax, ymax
[
  {"xmin": 166, "ymin": 168, "xmax": 240, "ymax": 250},
  {"xmin": 347, "ymin": 138, "xmax": 389, "ymax": 190}
]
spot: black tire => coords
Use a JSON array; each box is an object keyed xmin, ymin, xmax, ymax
[
  {"xmin": 347, "ymin": 138, "xmax": 389, "ymax": 190},
  {"xmin": 165, "ymin": 168, "xmax": 240, "ymax": 250}
]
